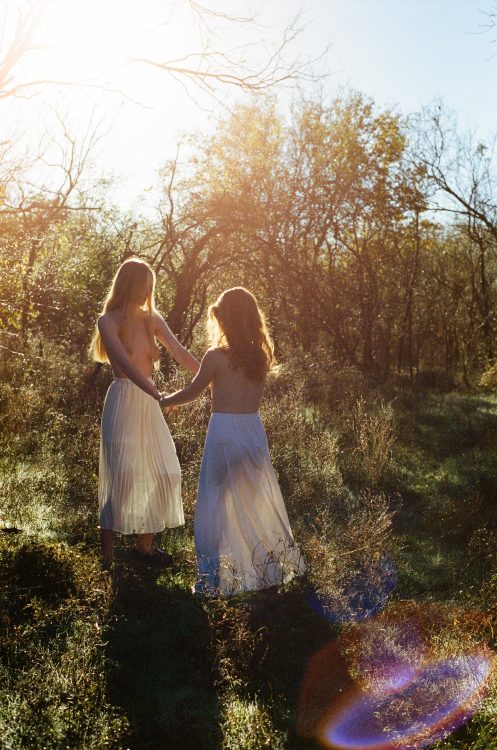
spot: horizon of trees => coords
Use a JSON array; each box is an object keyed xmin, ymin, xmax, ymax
[{"xmin": 1, "ymin": 88, "xmax": 496, "ymax": 386}]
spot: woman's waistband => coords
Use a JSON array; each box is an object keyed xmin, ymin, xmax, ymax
[
  {"xmin": 210, "ymin": 411, "xmax": 260, "ymax": 417},
  {"xmin": 112, "ymin": 376, "xmax": 154, "ymax": 383}
]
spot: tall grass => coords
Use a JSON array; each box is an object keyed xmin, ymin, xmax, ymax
[
  {"xmin": 1, "ymin": 342, "xmax": 497, "ymax": 748},
  {"xmin": 0, "ymin": 535, "xmax": 128, "ymax": 749}
]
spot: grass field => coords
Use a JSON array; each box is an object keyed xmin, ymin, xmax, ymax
[{"xmin": 1, "ymin": 360, "xmax": 496, "ymax": 749}]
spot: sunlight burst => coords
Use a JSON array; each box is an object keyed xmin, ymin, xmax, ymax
[{"xmin": 37, "ymin": 0, "xmax": 154, "ymax": 81}]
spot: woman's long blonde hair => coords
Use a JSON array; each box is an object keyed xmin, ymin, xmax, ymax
[
  {"xmin": 208, "ymin": 287, "xmax": 275, "ymax": 381},
  {"xmin": 90, "ymin": 258, "xmax": 159, "ymax": 363}
]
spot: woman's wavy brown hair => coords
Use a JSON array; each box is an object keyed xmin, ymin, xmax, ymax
[{"xmin": 208, "ymin": 287, "xmax": 275, "ymax": 381}]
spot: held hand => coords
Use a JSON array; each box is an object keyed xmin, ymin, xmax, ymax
[{"xmin": 158, "ymin": 393, "xmax": 177, "ymax": 415}]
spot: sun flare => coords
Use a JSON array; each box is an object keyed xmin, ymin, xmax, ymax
[{"xmin": 37, "ymin": 0, "xmax": 152, "ymax": 81}]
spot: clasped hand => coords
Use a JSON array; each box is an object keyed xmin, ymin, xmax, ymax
[{"xmin": 158, "ymin": 393, "xmax": 176, "ymax": 415}]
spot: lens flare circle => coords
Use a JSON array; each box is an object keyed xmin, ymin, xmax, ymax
[
  {"xmin": 321, "ymin": 650, "xmax": 493, "ymax": 750},
  {"xmin": 297, "ymin": 604, "xmax": 495, "ymax": 750}
]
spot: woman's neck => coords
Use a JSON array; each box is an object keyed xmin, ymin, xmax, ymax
[{"xmin": 120, "ymin": 304, "xmax": 144, "ymax": 316}]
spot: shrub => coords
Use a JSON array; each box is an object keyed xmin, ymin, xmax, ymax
[
  {"xmin": 302, "ymin": 490, "xmax": 398, "ymax": 622},
  {"xmin": 261, "ymin": 373, "xmax": 343, "ymax": 517},
  {"xmin": 221, "ymin": 694, "xmax": 286, "ymax": 750},
  {"xmin": 340, "ymin": 397, "xmax": 396, "ymax": 486},
  {"xmin": 479, "ymin": 362, "xmax": 497, "ymax": 388}
]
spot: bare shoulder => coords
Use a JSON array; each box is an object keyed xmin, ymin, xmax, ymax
[
  {"xmin": 151, "ymin": 309, "xmax": 170, "ymax": 334},
  {"xmin": 200, "ymin": 347, "xmax": 224, "ymax": 370},
  {"xmin": 152, "ymin": 309, "xmax": 165, "ymax": 324},
  {"xmin": 206, "ymin": 347, "xmax": 228, "ymax": 362},
  {"xmin": 98, "ymin": 310, "xmax": 119, "ymax": 333}
]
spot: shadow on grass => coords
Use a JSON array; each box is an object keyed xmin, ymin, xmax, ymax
[
  {"xmin": 386, "ymin": 391, "xmax": 497, "ymax": 599},
  {"xmin": 212, "ymin": 583, "xmax": 338, "ymax": 749},
  {"xmin": 389, "ymin": 392, "xmax": 497, "ymax": 530},
  {"xmin": 105, "ymin": 544, "xmax": 220, "ymax": 750},
  {"xmin": 407, "ymin": 392, "xmax": 497, "ymax": 460}
]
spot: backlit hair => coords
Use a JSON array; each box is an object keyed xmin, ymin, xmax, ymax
[
  {"xmin": 90, "ymin": 258, "xmax": 159, "ymax": 363},
  {"xmin": 208, "ymin": 287, "xmax": 275, "ymax": 381}
]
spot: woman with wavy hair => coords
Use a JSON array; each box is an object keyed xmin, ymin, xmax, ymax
[
  {"xmin": 159, "ymin": 287, "xmax": 305, "ymax": 596},
  {"xmin": 90, "ymin": 258, "xmax": 199, "ymax": 569}
]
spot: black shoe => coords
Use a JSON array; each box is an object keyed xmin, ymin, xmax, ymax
[{"xmin": 133, "ymin": 547, "xmax": 173, "ymax": 566}]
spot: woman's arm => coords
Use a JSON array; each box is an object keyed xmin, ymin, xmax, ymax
[
  {"xmin": 159, "ymin": 350, "xmax": 216, "ymax": 408},
  {"xmin": 98, "ymin": 316, "xmax": 161, "ymax": 400},
  {"xmin": 154, "ymin": 313, "xmax": 200, "ymax": 375}
]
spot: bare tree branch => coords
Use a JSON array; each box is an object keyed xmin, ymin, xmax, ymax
[
  {"xmin": 0, "ymin": 0, "xmax": 324, "ymax": 108},
  {"xmin": 0, "ymin": 0, "xmax": 51, "ymax": 95},
  {"xmin": 189, "ymin": 1, "xmax": 257, "ymax": 26},
  {"xmin": 411, "ymin": 102, "xmax": 497, "ymax": 243},
  {"xmin": 1, "ymin": 106, "xmax": 109, "ymax": 216},
  {"xmin": 131, "ymin": 15, "xmax": 323, "ymax": 95}
]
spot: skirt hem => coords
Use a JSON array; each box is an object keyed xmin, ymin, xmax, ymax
[{"xmin": 99, "ymin": 521, "xmax": 184, "ymax": 534}]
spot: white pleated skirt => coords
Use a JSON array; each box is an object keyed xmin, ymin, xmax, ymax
[
  {"xmin": 194, "ymin": 412, "xmax": 305, "ymax": 596},
  {"xmin": 98, "ymin": 378, "xmax": 183, "ymax": 534}
]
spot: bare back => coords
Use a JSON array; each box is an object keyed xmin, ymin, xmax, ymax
[
  {"xmin": 103, "ymin": 309, "xmax": 156, "ymax": 379},
  {"xmin": 210, "ymin": 349, "xmax": 265, "ymax": 414}
]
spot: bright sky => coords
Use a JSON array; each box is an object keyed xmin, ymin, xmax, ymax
[
  {"xmin": 2, "ymin": 0, "xmax": 496, "ymax": 215},
  {"xmin": 310, "ymin": 0, "xmax": 497, "ymax": 133}
]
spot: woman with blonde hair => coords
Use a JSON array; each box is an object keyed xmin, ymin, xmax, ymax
[
  {"xmin": 159, "ymin": 287, "xmax": 305, "ymax": 596},
  {"xmin": 90, "ymin": 258, "xmax": 199, "ymax": 569}
]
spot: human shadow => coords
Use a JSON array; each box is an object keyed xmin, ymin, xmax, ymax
[
  {"xmin": 211, "ymin": 581, "xmax": 339, "ymax": 749},
  {"xmin": 105, "ymin": 543, "xmax": 221, "ymax": 750}
]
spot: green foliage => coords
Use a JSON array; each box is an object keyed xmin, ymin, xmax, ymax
[
  {"xmin": 479, "ymin": 362, "xmax": 497, "ymax": 388},
  {"xmin": 220, "ymin": 695, "xmax": 286, "ymax": 750},
  {"xmin": 104, "ymin": 552, "xmax": 220, "ymax": 750}
]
